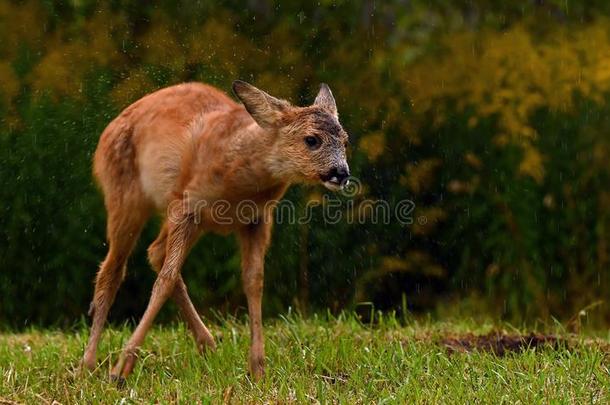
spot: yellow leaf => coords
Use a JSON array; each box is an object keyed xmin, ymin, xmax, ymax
[{"xmin": 358, "ymin": 132, "xmax": 386, "ymax": 161}]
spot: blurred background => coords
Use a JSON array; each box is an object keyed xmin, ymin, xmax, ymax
[{"xmin": 2, "ymin": 0, "xmax": 610, "ymax": 328}]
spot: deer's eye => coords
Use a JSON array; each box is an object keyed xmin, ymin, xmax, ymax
[{"xmin": 304, "ymin": 136, "xmax": 320, "ymax": 150}]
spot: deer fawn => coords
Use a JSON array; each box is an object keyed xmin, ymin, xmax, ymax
[{"xmin": 80, "ymin": 81, "xmax": 350, "ymax": 382}]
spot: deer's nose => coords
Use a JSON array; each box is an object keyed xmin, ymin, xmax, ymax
[
  {"xmin": 336, "ymin": 166, "xmax": 350, "ymax": 180},
  {"xmin": 327, "ymin": 166, "xmax": 350, "ymax": 184}
]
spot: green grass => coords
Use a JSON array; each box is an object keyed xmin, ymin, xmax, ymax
[{"xmin": 1, "ymin": 314, "xmax": 609, "ymax": 403}]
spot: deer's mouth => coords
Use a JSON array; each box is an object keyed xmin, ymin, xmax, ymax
[
  {"xmin": 319, "ymin": 175, "xmax": 348, "ymax": 192},
  {"xmin": 319, "ymin": 166, "xmax": 350, "ymax": 192}
]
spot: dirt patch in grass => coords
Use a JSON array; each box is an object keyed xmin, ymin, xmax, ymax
[{"xmin": 441, "ymin": 332, "xmax": 575, "ymax": 356}]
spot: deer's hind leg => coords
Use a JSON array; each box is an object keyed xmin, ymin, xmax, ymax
[
  {"xmin": 81, "ymin": 195, "xmax": 150, "ymax": 372},
  {"xmin": 110, "ymin": 213, "xmax": 199, "ymax": 381},
  {"xmin": 148, "ymin": 221, "xmax": 215, "ymax": 353}
]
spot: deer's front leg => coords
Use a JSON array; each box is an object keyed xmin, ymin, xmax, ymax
[{"xmin": 238, "ymin": 221, "xmax": 272, "ymax": 381}]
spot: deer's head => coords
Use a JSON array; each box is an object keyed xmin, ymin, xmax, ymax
[{"xmin": 233, "ymin": 81, "xmax": 350, "ymax": 191}]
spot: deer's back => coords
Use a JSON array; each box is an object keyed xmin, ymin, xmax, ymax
[{"xmin": 93, "ymin": 82, "xmax": 240, "ymax": 210}]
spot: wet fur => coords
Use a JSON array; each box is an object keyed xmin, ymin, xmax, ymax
[{"xmin": 82, "ymin": 81, "xmax": 349, "ymax": 381}]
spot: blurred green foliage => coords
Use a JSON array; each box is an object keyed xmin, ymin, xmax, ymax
[{"xmin": 2, "ymin": 0, "xmax": 610, "ymax": 327}]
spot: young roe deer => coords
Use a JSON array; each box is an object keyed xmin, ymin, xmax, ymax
[{"xmin": 81, "ymin": 81, "xmax": 350, "ymax": 382}]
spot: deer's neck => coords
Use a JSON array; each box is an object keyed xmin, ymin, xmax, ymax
[{"xmin": 223, "ymin": 119, "xmax": 289, "ymax": 199}]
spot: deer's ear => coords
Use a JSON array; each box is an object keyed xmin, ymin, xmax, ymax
[
  {"xmin": 232, "ymin": 80, "xmax": 290, "ymax": 128},
  {"xmin": 314, "ymin": 83, "xmax": 337, "ymax": 118}
]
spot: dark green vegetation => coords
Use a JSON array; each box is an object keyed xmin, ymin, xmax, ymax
[
  {"xmin": 1, "ymin": 316, "xmax": 609, "ymax": 403},
  {"xmin": 2, "ymin": 1, "xmax": 610, "ymax": 327}
]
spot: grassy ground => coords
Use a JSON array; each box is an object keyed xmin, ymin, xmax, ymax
[{"xmin": 1, "ymin": 314, "xmax": 609, "ymax": 403}]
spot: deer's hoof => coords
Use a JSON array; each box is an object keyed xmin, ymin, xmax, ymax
[
  {"xmin": 196, "ymin": 336, "xmax": 217, "ymax": 354},
  {"xmin": 249, "ymin": 356, "xmax": 265, "ymax": 382},
  {"xmin": 110, "ymin": 350, "xmax": 137, "ymax": 383},
  {"xmin": 109, "ymin": 374, "xmax": 126, "ymax": 388},
  {"xmin": 77, "ymin": 355, "xmax": 96, "ymax": 375}
]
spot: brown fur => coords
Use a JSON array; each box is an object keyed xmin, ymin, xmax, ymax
[{"xmin": 80, "ymin": 81, "xmax": 349, "ymax": 382}]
